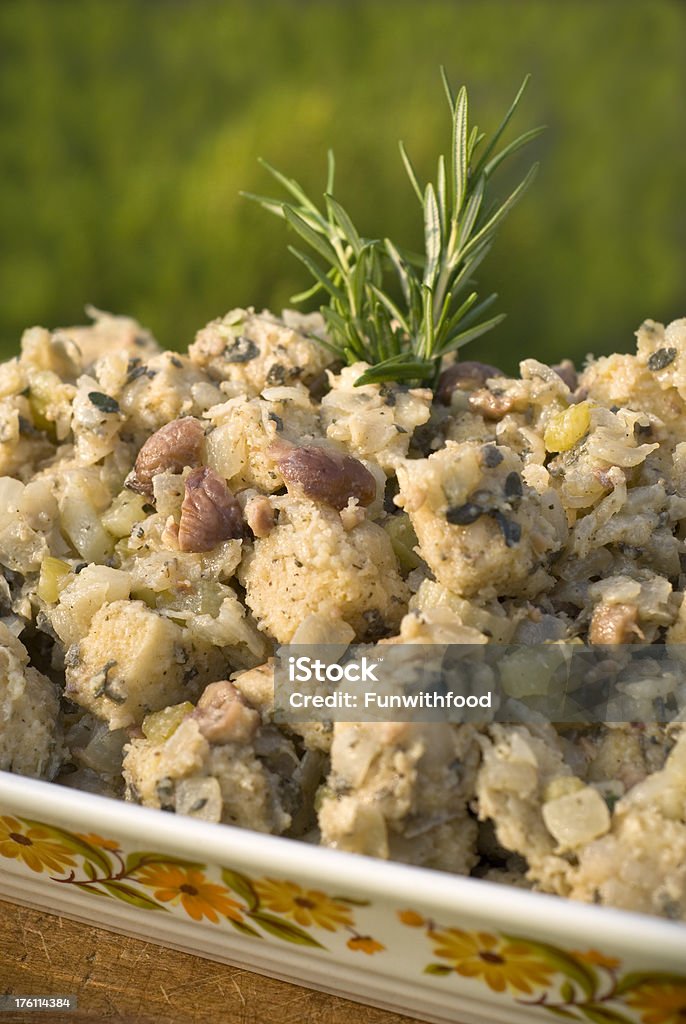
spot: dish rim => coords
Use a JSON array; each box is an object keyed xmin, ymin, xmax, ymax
[{"xmin": 2, "ymin": 770, "xmax": 684, "ymax": 958}]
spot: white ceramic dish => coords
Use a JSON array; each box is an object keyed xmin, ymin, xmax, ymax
[{"xmin": 1, "ymin": 771, "xmax": 684, "ymax": 1023}]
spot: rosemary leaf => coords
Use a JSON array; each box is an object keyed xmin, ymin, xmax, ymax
[
  {"xmin": 398, "ymin": 140, "xmax": 424, "ymax": 205},
  {"xmin": 439, "ymin": 312, "xmax": 507, "ymax": 355},
  {"xmin": 282, "ymin": 206, "xmax": 339, "ymax": 267},
  {"xmin": 471, "ymin": 73, "xmax": 532, "ymax": 178},
  {"xmin": 325, "ymin": 194, "xmax": 364, "ymax": 257},
  {"xmin": 460, "ymin": 162, "xmax": 539, "ymax": 261},
  {"xmin": 369, "ymin": 282, "xmax": 411, "ymax": 336},
  {"xmin": 483, "ymin": 125, "xmax": 546, "ymax": 178},
  {"xmin": 452, "ymin": 85, "xmax": 468, "ymax": 218},
  {"xmin": 423, "ymin": 183, "xmax": 442, "ymax": 288},
  {"xmin": 286, "ymin": 245, "xmax": 345, "ymax": 303}
]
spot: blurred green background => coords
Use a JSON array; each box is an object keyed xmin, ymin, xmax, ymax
[{"xmin": 1, "ymin": 0, "xmax": 684, "ymax": 372}]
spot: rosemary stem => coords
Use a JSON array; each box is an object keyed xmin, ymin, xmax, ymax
[
  {"xmin": 247, "ymin": 73, "xmax": 541, "ymax": 387},
  {"xmin": 432, "ymin": 261, "xmax": 452, "ymax": 324}
]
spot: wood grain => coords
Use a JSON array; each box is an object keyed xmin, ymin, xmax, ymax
[{"xmin": 0, "ymin": 899, "xmax": 423, "ymax": 1024}]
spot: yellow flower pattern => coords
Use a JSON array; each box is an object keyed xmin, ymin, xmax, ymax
[
  {"xmin": 133, "ymin": 864, "xmax": 244, "ymax": 924},
  {"xmin": 0, "ymin": 815, "xmax": 76, "ymax": 874},
  {"xmin": 429, "ymin": 927, "xmax": 554, "ymax": 995},
  {"xmin": 0, "ymin": 809, "xmax": 684, "ymax": 1022},
  {"xmin": 254, "ymin": 877, "xmax": 354, "ymax": 931},
  {"xmin": 0, "ymin": 814, "xmax": 380, "ymax": 953},
  {"xmin": 626, "ymin": 982, "xmax": 686, "ymax": 1024}
]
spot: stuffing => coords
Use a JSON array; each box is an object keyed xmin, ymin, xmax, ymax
[
  {"xmin": 63, "ymin": 599, "xmax": 225, "ymax": 729},
  {"xmin": 238, "ymin": 496, "xmax": 409, "ymax": 642},
  {"xmin": 189, "ymin": 307, "xmax": 331, "ymax": 394},
  {"xmin": 0, "ymin": 623, "xmax": 63, "ymax": 779},
  {"xmin": 123, "ymin": 681, "xmax": 325, "ymax": 836},
  {"xmin": 321, "ymin": 364, "xmax": 432, "ymax": 472},
  {"xmin": 396, "ymin": 441, "xmax": 567, "ymax": 599},
  {"xmin": 2, "ymin": 303, "xmax": 686, "ymax": 923}
]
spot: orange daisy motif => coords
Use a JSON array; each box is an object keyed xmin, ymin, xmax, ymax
[
  {"xmin": 347, "ymin": 936, "xmax": 385, "ymax": 955},
  {"xmin": 76, "ymin": 833, "xmax": 120, "ymax": 851},
  {"xmin": 134, "ymin": 864, "xmax": 243, "ymax": 924},
  {"xmin": 254, "ymin": 878, "xmax": 354, "ymax": 931},
  {"xmin": 626, "ymin": 982, "xmax": 686, "ymax": 1024},
  {"xmin": 572, "ymin": 949, "xmax": 621, "ymax": 971},
  {"xmin": 0, "ymin": 816, "xmax": 76, "ymax": 875},
  {"xmin": 398, "ymin": 910, "xmax": 426, "ymax": 928},
  {"xmin": 429, "ymin": 927, "xmax": 554, "ymax": 995}
]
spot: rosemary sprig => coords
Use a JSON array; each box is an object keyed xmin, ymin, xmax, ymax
[{"xmin": 242, "ymin": 71, "xmax": 543, "ymax": 387}]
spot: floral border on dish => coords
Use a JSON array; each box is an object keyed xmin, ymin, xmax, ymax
[
  {"xmin": 398, "ymin": 909, "xmax": 686, "ymax": 1023},
  {"xmin": 1, "ymin": 813, "xmax": 685, "ymax": 1023}
]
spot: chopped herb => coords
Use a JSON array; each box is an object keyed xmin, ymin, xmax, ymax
[
  {"xmin": 17, "ymin": 415, "xmax": 41, "ymax": 438},
  {"xmin": 268, "ymin": 411, "xmax": 284, "ymax": 432},
  {"xmin": 224, "ymin": 336, "xmax": 259, "ymax": 363},
  {"xmin": 446, "ymin": 502, "xmax": 483, "ymax": 525},
  {"xmin": 142, "ymin": 502, "xmax": 156, "ymax": 514},
  {"xmin": 362, "ymin": 608, "xmax": 388, "ymax": 640},
  {"xmin": 504, "ymin": 471, "xmax": 523, "ymax": 500},
  {"xmin": 494, "ymin": 511, "xmax": 521, "ymax": 547},
  {"xmin": 88, "ymin": 391, "xmax": 120, "ymax": 414},
  {"xmin": 103, "ymin": 682, "xmax": 127, "ymax": 704},
  {"xmin": 384, "ymin": 476, "xmax": 400, "ymax": 513},
  {"xmin": 266, "ymin": 363, "xmax": 288, "ymax": 385},
  {"xmin": 156, "ymin": 777, "xmax": 175, "ymax": 811},
  {"xmin": 170, "ymin": 355, "xmax": 183, "ymax": 368},
  {"xmin": 481, "ymin": 445, "xmax": 504, "ymax": 467},
  {"xmin": 126, "ymin": 363, "xmax": 149, "ymax": 383},
  {"xmin": 647, "ymin": 347, "xmax": 677, "ymax": 371},
  {"xmin": 93, "ymin": 660, "xmax": 125, "ymax": 702}
]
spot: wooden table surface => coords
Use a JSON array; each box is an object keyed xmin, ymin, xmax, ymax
[{"xmin": 0, "ymin": 899, "xmax": 425, "ymax": 1024}]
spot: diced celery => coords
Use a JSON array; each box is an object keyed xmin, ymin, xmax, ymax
[
  {"xmin": 544, "ymin": 401, "xmax": 591, "ymax": 453},
  {"xmin": 130, "ymin": 586, "xmax": 160, "ymax": 609},
  {"xmin": 28, "ymin": 371, "xmax": 62, "ymax": 440},
  {"xmin": 142, "ymin": 702, "xmax": 194, "ymax": 744},
  {"xmin": 500, "ymin": 646, "xmax": 569, "ymax": 698},
  {"xmin": 384, "ymin": 513, "xmax": 421, "ymax": 572},
  {"xmin": 102, "ymin": 490, "xmax": 150, "ymax": 538},
  {"xmin": 37, "ymin": 556, "xmax": 71, "ymax": 603}
]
